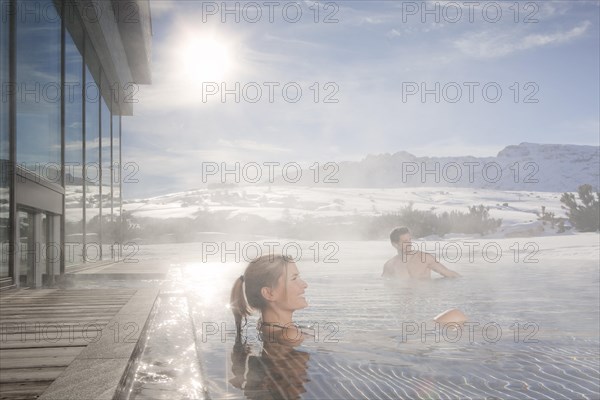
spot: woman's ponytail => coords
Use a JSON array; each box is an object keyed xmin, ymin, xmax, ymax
[{"xmin": 230, "ymin": 275, "xmax": 251, "ymax": 337}]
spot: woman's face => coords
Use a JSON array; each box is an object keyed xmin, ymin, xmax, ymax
[{"xmin": 270, "ymin": 262, "xmax": 308, "ymax": 311}]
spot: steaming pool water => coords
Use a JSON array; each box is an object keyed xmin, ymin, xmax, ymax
[{"xmin": 73, "ymin": 241, "xmax": 600, "ymax": 399}]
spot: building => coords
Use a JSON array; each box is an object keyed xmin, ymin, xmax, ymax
[{"xmin": 0, "ymin": 0, "xmax": 152, "ymax": 289}]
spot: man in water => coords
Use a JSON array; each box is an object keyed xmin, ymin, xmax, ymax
[{"xmin": 382, "ymin": 227, "xmax": 461, "ymax": 279}]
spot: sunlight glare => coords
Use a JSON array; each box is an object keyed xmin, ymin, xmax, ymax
[
  {"xmin": 181, "ymin": 34, "xmax": 232, "ymax": 83},
  {"xmin": 183, "ymin": 262, "xmax": 230, "ymax": 306}
]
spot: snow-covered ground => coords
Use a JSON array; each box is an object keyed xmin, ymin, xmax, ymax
[{"xmin": 121, "ymin": 186, "xmax": 571, "ymax": 236}]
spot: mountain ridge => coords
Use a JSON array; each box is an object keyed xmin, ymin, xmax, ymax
[{"xmin": 270, "ymin": 142, "xmax": 599, "ymax": 192}]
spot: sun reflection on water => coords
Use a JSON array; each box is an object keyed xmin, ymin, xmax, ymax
[{"xmin": 181, "ymin": 262, "xmax": 241, "ymax": 308}]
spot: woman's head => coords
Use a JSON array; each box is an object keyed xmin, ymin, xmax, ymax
[{"xmin": 230, "ymin": 254, "xmax": 308, "ymax": 335}]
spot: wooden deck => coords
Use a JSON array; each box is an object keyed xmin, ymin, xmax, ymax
[{"xmin": 0, "ymin": 288, "xmax": 137, "ymax": 400}]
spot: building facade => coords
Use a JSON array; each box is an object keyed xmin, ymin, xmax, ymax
[{"xmin": 0, "ymin": 0, "xmax": 151, "ymax": 289}]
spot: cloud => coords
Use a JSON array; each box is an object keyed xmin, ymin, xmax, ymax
[
  {"xmin": 521, "ymin": 21, "xmax": 591, "ymax": 47},
  {"xmin": 216, "ymin": 139, "xmax": 290, "ymax": 154},
  {"xmin": 386, "ymin": 29, "xmax": 402, "ymax": 38},
  {"xmin": 454, "ymin": 21, "xmax": 591, "ymax": 58}
]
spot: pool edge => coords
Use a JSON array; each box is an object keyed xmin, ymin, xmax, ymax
[{"xmin": 36, "ymin": 288, "xmax": 160, "ymax": 400}]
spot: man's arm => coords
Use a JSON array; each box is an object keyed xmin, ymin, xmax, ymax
[{"xmin": 426, "ymin": 254, "xmax": 461, "ymax": 278}]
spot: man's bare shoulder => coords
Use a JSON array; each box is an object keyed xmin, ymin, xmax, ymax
[
  {"xmin": 405, "ymin": 250, "xmax": 436, "ymax": 262},
  {"xmin": 420, "ymin": 251, "xmax": 437, "ymax": 261},
  {"xmin": 384, "ymin": 255, "xmax": 403, "ymax": 266},
  {"xmin": 383, "ymin": 255, "xmax": 402, "ymax": 277}
]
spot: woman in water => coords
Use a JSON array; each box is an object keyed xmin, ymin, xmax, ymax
[
  {"xmin": 230, "ymin": 254, "xmax": 310, "ymax": 346},
  {"xmin": 229, "ymin": 254, "xmax": 311, "ymax": 399}
]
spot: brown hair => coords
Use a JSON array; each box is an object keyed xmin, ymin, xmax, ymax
[
  {"xmin": 230, "ymin": 254, "xmax": 293, "ymax": 336},
  {"xmin": 390, "ymin": 226, "xmax": 410, "ymax": 243}
]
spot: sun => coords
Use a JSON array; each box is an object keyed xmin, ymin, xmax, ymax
[{"xmin": 180, "ymin": 34, "xmax": 232, "ymax": 83}]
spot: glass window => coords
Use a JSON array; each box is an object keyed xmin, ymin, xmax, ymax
[
  {"xmin": 109, "ymin": 112, "xmax": 122, "ymax": 259},
  {"xmin": 64, "ymin": 26, "xmax": 84, "ymax": 266},
  {"xmin": 15, "ymin": 0, "xmax": 61, "ymax": 179},
  {"xmin": 84, "ymin": 60, "xmax": 100, "ymax": 262},
  {"xmin": 0, "ymin": 0, "xmax": 10, "ymax": 279},
  {"xmin": 18, "ymin": 210, "xmax": 34, "ymax": 287},
  {"xmin": 100, "ymin": 96, "xmax": 110, "ymax": 257},
  {"xmin": 112, "ymin": 114, "xmax": 121, "ymax": 230}
]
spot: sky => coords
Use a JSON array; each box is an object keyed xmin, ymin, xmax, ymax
[{"xmin": 122, "ymin": 0, "xmax": 600, "ymax": 198}]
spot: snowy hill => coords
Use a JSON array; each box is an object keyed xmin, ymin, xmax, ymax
[
  {"xmin": 109, "ymin": 142, "xmax": 599, "ymax": 242},
  {"xmin": 272, "ymin": 143, "xmax": 599, "ymax": 192},
  {"xmin": 121, "ymin": 186, "xmax": 570, "ymax": 239}
]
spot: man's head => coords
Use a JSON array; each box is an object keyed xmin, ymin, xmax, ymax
[{"xmin": 389, "ymin": 226, "xmax": 412, "ymax": 253}]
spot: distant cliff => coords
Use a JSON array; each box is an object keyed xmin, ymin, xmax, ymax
[{"xmin": 270, "ymin": 143, "xmax": 599, "ymax": 192}]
